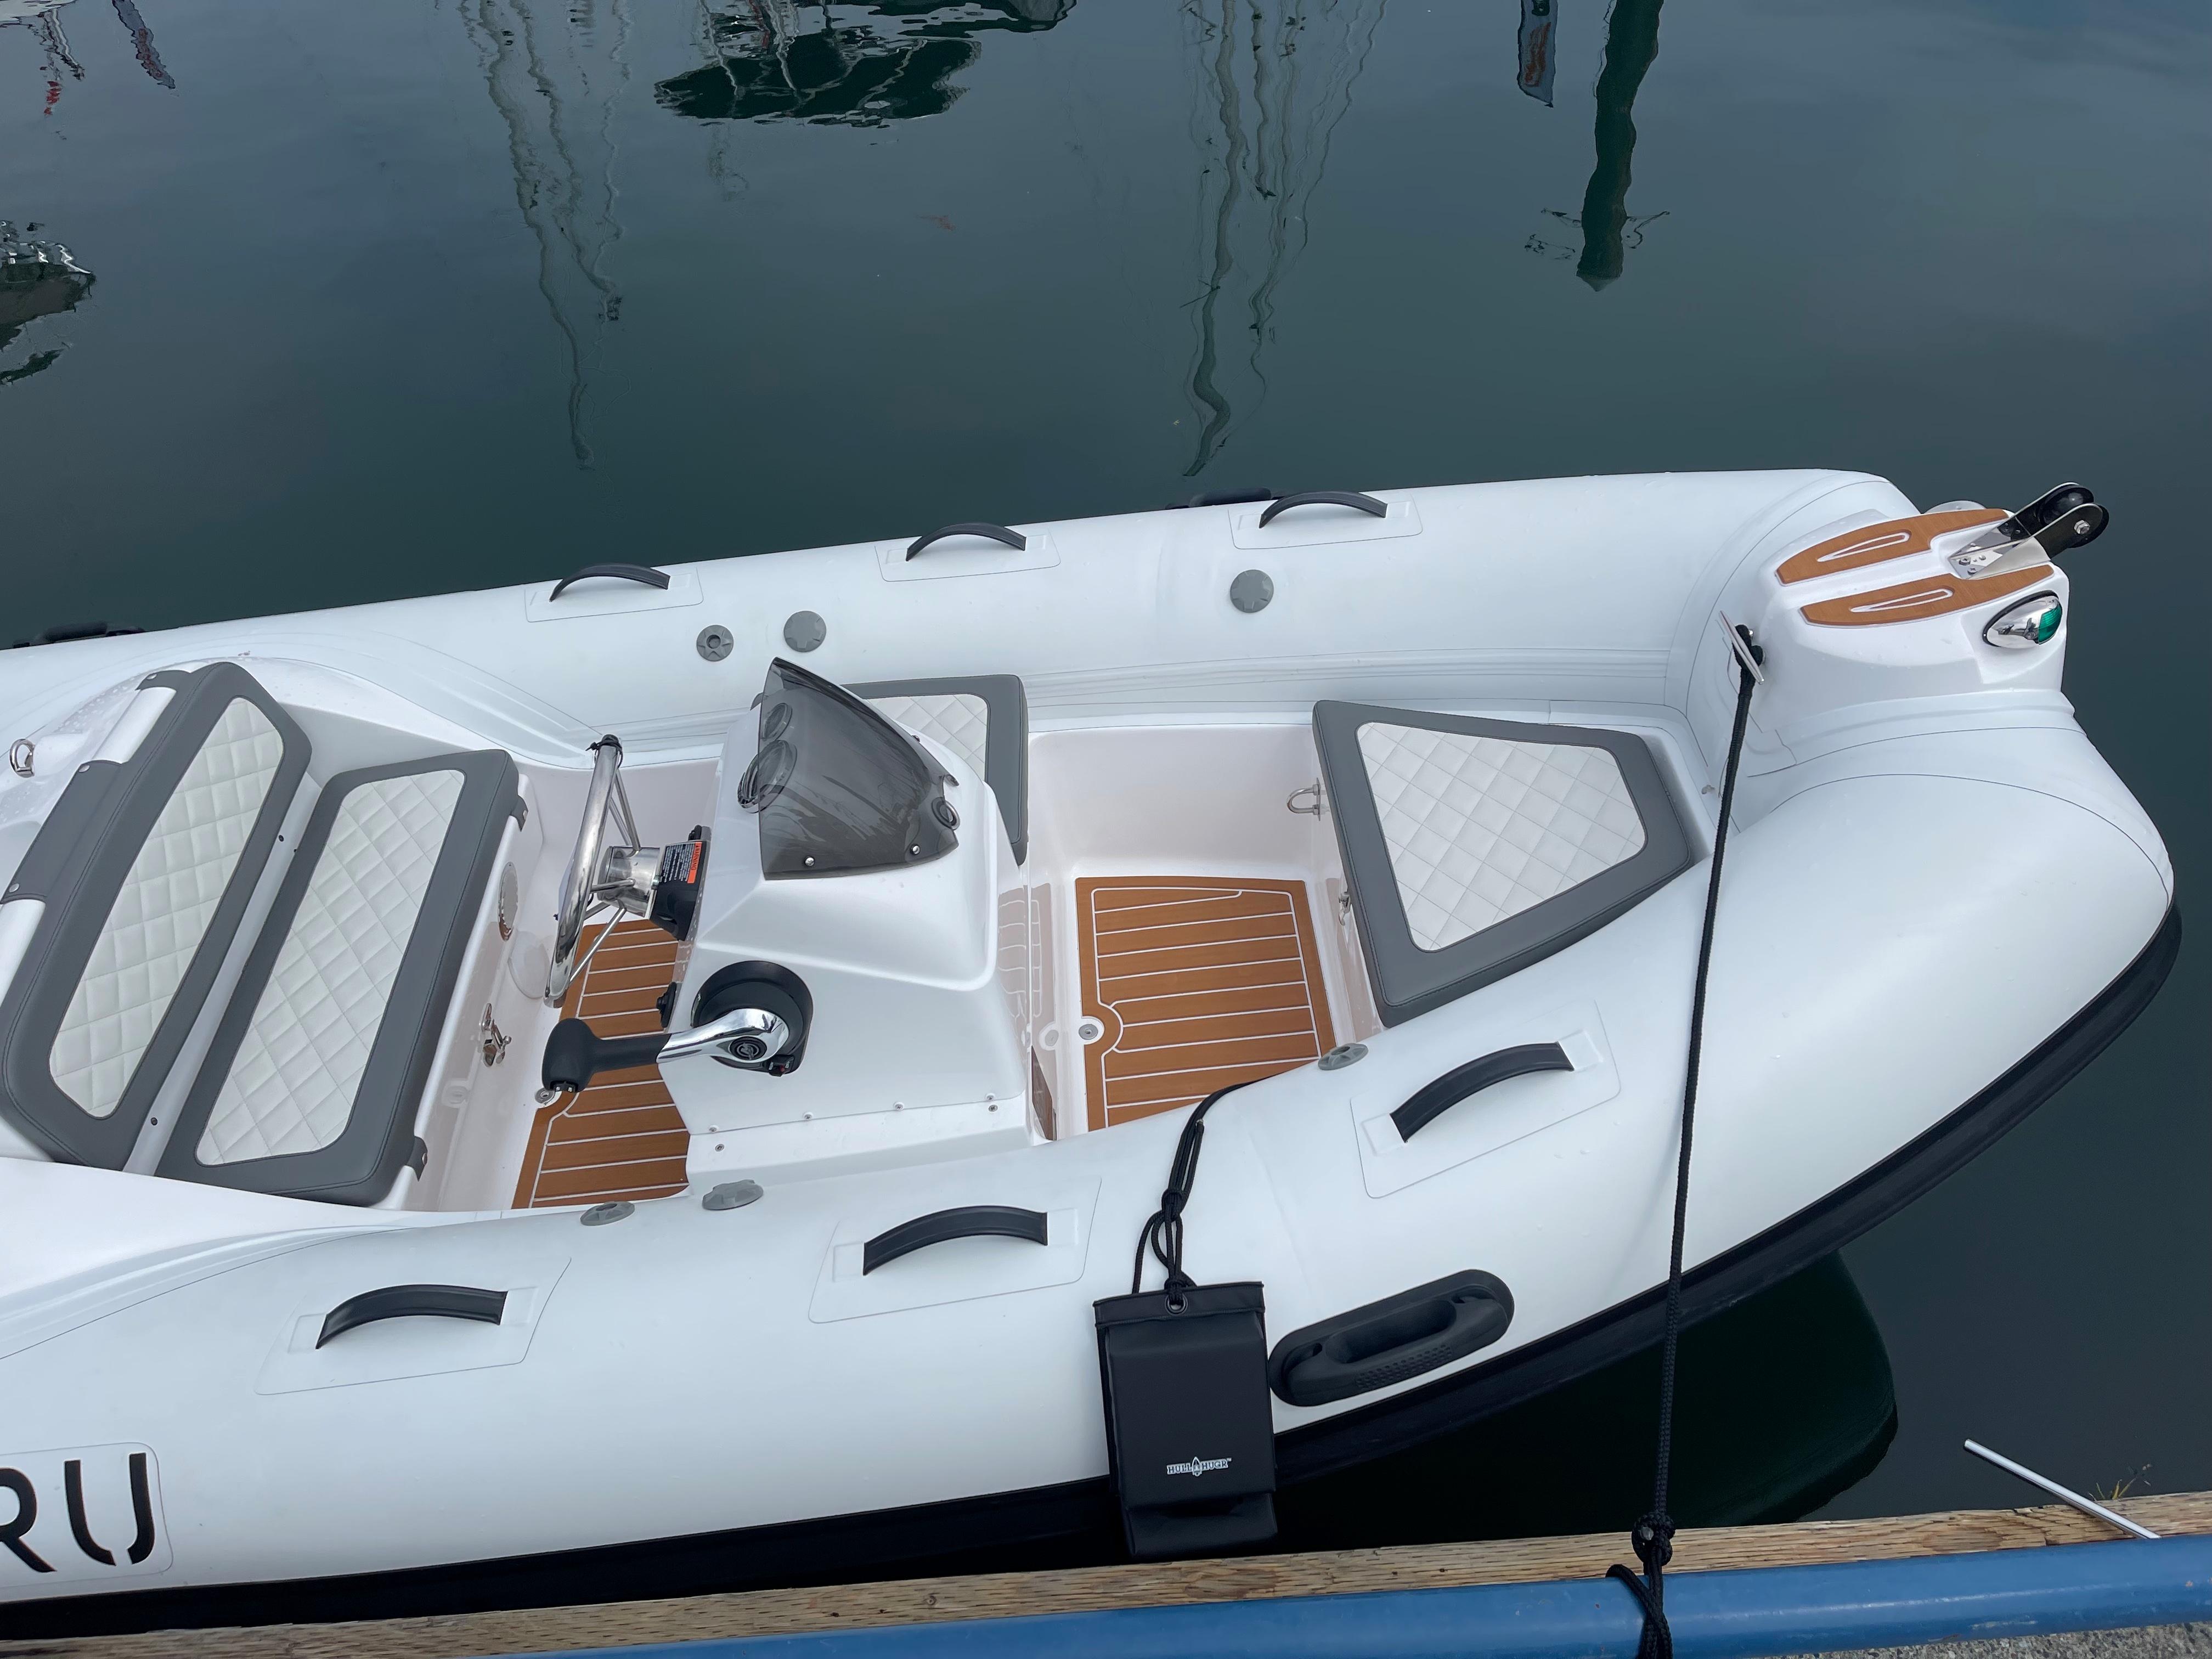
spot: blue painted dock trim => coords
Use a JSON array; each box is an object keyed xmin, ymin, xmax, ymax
[{"xmin": 543, "ymin": 1537, "xmax": 2212, "ymax": 1659}]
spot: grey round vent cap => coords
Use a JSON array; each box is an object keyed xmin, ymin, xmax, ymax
[
  {"xmin": 1230, "ymin": 569, "xmax": 1274, "ymax": 613},
  {"xmin": 783, "ymin": 610, "xmax": 828, "ymax": 652},
  {"xmin": 704, "ymin": 1180, "xmax": 764, "ymax": 1211}
]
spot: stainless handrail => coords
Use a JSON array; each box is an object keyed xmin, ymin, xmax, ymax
[{"xmin": 548, "ymin": 737, "xmax": 625, "ymax": 1002}]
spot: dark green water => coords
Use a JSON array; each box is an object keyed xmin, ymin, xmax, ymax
[{"xmin": 4, "ymin": 0, "xmax": 2207, "ymax": 1533}]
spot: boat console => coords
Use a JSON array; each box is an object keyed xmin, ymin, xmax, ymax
[{"xmin": 540, "ymin": 659, "xmax": 1034, "ymax": 1179}]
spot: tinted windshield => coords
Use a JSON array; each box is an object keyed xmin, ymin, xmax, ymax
[{"xmin": 742, "ymin": 659, "xmax": 957, "ymax": 878}]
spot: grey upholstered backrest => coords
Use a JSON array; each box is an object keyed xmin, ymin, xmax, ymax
[
  {"xmin": 158, "ymin": 748, "xmax": 522, "ymax": 1205},
  {"xmin": 1313, "ymin": 702, "xmax": 1691, "ymax": 1026},
  {"xmin": 0, "ymin": 663, "xmax": 309, "ymax": 1166}
]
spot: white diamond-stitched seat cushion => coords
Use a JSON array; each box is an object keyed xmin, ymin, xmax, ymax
[
  {"xmin": 1356, "ymin": 722, "xmax": 1647, "ymax": 953},
  {"xmin": 195, "ymin": 769, "xmax": 462, "ymax": 1166},
  {"xmin": 867, "ymin": 692, "xmax": 990, "ymax": 778},
  {"xmin": 49, "ymin": 698, "xmax": 285, "ymax": 1118}
]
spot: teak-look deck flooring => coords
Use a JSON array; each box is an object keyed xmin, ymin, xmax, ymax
[
  {"xmin": 1076, "ymin": 876, "xmax": 1336, "ymax": 1131},
  {"xmin": 512, "ymin": 919, "xmax": 690, "ymax": 1207}
]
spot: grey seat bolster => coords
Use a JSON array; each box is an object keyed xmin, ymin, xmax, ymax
[
  {"xmin": 0, "ymin": 663, "xmax": 308, "ymax": 1166},
  {"xmin": 1313, "ymin": 702, "xmax": 1692, "ymax": 1026},
  {"xmin": 849, "ymin": 674, "xmax": 1029, "ymax": 862},
  {"xmin": 157, "ymin": 749, "xmax": 523, "ymax": 1205}
]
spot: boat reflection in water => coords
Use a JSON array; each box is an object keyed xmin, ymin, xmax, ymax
[
  {"xmin": 0, "ymin": 221, "xmax": 93, "ymax": 388},
  {"xmin": 1276, "ymin": 1254, "xmax": 1897, "ymax": 1546},
  {"xmin": 2, "ymin": 0, "xmax": 83, "ymax": 114},
  {"xmin": 1524, "ymin": 0, "xmax": 1667, "ymax": 289},
  {"xmin": 655, "ymin": 1, "xmax": 1075, "ymax": 127},
  {"xmin": 469, "ymin": 0, "xmax": 1075, "ymax": 464},
  {"xmin": 2, "ymin": 0, "xmax": 170, "ymax": 114},
  {"xmin": 1177, "ymin": 0, "xmax": 1385, "ymax": 477},
  {"xmin": 107, "ymin": 0, "xmax": 171, "ymax": 89}
]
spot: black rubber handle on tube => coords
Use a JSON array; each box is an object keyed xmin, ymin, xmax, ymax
[
  {"xmin": 1268, "ymin": 1270, "xmax": 1514, "ymax": 1406},
  {"xmin": 548, "ymin": 563, "xmax": 670, "ymax": 601},
  {"xmin": 905, "ymin": 523, "xmax": 1028, "ymax": 560},
  {"xmin": 863, "ymin": 1205, "xmax": 1048, "ymax": 1273},
  {"xmin": 1391, "ymin": 1042, "xmax": 1573, "ymax": 1141},
  {"xmin": 1256, "ymin": 490, "xmax": 1387, "ymax": 528},
  {"xmin": 318, "ymin": 1284, "xmax": 508, "ymax": 1348}
]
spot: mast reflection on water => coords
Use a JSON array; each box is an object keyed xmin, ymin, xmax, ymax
[
  {"xmin": 460, "ymin": 0, "xmax": 631, "ymax": 467},
  {"xmin": 1177, "ymin": 0, "xmax": 1384, "ymax": 477}
]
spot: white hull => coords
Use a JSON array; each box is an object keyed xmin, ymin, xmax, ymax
[{"xmin": 0, "ymin": 469, "xmax": 2171, "ymax": 1614}]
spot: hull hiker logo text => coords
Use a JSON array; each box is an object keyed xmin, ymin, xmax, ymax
[{"xmin": 1164, "ymin": 1454, "xmax": 1232, "ymax": 1477}]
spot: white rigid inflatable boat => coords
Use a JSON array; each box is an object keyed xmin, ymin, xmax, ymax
[{"xmin": 0, "ymin": 470, "xmax": 2176, "ymax": 1627}]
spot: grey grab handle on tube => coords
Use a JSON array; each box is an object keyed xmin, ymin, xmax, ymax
[
  {"xmin": 905, "ymin": 523, "xmax": 1028, "ymax": 561},
  {"xmin": 1256, "ymin": 490, "xmax": 1387, "ymax": 528},
  {"xmin": 862, "ymin": 1205, "xmax": 1048, "ymax": 1274},
  {"xmin": 1391, "ymin": 1042, "xmax": 1573, "ymax": 1141},
  {"xmin": 1268, "ymin": 1270, "xmax": 1514, "ymax": 1406},
  {"xmin": 317, "ymin": 1284, "xmax": 509, "ymax": 1348},
  {"xmin": 548, "ymin": 563, "xmax": 670, "ymax": 602}
]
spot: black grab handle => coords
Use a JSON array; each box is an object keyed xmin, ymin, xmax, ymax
[
  {"xmin": 548, "ymin": 562, "xmax": 671, "ymax": 601},
  {"xmin": 541, "ymin": 1018, "xmax": 670, "ymax": 1094},
  {"xmin": 862, "ymin": 1205, "xmax": 1048, "ymax": 1274},
  {"xmin": 1268, "ymin": 1270, "xmax": 1514, "ymax": 1406},
  {"xmin": 1256, "ymin": 489, "xmax": 1387, "ymax": 528},
  {"xmin": 906, "ymin": 522, "xmax": 1028, "ymax": 561},
  {"xmin": 1391, "ymin": 1042, "xmax": 1572, "ymax": 1142},
  {"xmin": 318, "ymin": 1284, "xmax": 508, "ymax": 1348}
]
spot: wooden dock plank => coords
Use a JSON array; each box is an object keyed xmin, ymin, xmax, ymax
[{"xmin": 22, "ymin": 1494, "xmax": 2203, "ymax": 1659}]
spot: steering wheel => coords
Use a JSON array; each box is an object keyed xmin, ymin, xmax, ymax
[{"xmin": 547, "ymin": 735, "xmax": 641, "ymax": 1002}]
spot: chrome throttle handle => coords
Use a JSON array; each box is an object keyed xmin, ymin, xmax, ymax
[{"xmin": 660, "ymin": 1007, "xmax": 791, "ymax": 1068}]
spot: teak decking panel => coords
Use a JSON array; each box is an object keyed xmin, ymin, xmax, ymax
[
  {"xmin": 1774, "ymin": 507, "xmax": 2005, "ymax": 584},
  {"xmin": 1797, "ymin": 560, "xmax": 2052, "ymax": 627},
  {"xmin": 1076, "ymin": 876, "xmax": 1336, "ymax": 1132},
  {"xmin": 513, "ymin": 920, "xmax": 690, "ymax": 1207}
]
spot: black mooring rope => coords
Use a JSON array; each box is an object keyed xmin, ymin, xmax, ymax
[
  {"xmin": 1131, "ymin": 1079, "xmax": 1257, "ymax": 1302},
  {"xmin": 1607, "ymin": 632, "xmax": 1761, "ymax": 1659}
]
